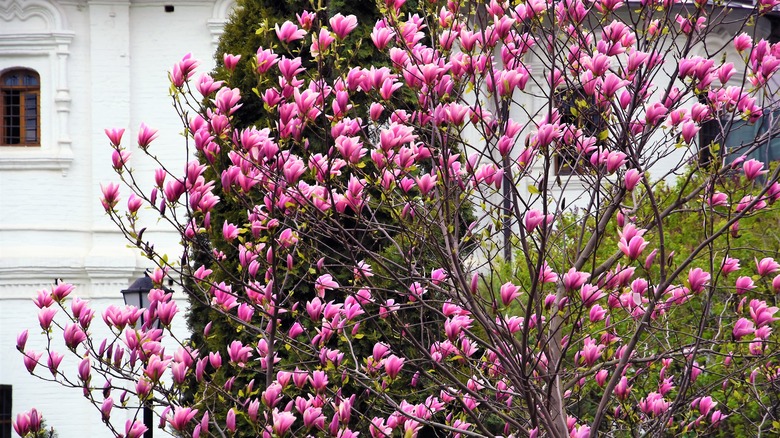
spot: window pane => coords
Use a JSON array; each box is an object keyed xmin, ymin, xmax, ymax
[
  {"xmin": 22, "ymin": 74, "xmax": 38, "ymax": 86},
  {"xmin": 2, "ymin": 74, "xmax": 18, "ymax": 86},
  {"xmin": 24, "ymin": 93, "xmax": 38, "ymax": 143},
  {"xmin": 3, "ymin": 91, "xmax": 20, "ymax": 144},
  {"xmin": 24, "ymin": 93, "xmax": 36, "ymax": 112},
  {"xmin": 25, "ymin": 129, "xmax": 36, "ymax": 142}
]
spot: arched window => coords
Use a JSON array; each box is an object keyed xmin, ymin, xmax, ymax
[{"xmin": 1, "ymin": 69, "xmax": 39, "ymax": 146}]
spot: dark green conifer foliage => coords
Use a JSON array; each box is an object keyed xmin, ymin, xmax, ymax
[{"xmin": 183, "ymin": 0, "xmax": 473, "ymax": 433}]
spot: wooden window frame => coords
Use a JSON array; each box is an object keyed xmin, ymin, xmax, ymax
[{"xmin": 1, "ymin": 69, "xmax": 40, "ymax": 147}]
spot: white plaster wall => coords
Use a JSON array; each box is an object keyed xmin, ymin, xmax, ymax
[{"xmin": 0, "ymin": 1, "xmax": 229, "ymax": 436}]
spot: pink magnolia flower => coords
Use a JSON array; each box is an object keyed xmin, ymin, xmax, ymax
[
  {"xmin": 571, "ymin": 425, "xmax": 591, "ymax": 438},
  {"xmin": 431, "ymin": 268, "xmax": 448, "ymax": 285},
  {"xmin": 711, "ymin": 410, "xmax": 727, "ymax": 427},
  {"xmin": 13, "ymin": 409, "xmax": 41, "ymax": 437},
  {"xmin": 605, "ymin": 151, "xmax": 628, "ymax": 173},
  {"xmin": 578, "ymin": 337, "xmax": 606, "ymax": 366},
  {"xmin": 144, "ymin": 355, "xmax": 170, "ymax": 382},
  {"xmin": 735, "ymin": 276, "xmax": 756, "ymax": 295},
  {"xmin": 12, "ymin": 413, "xmax": 31, "ymax": 437},
  {"xmin": 619, "ymin": 234, "xmax": 649, "ymax": 260},
  {"xmin": 644, "ymin": 249, "xmax": 658, "ymax": 269},
  {"xmin": 733, "ymin": 317, "xmax": 755, "ymax": 340},
  {"xmin": 256, "ymin": 47, "xmax": 279, "ymax": 74},
  {"xmin": 214, "ymin": 87, "xmax": 242, "ymax": 114},
  {"xmin": 51, "ymin": 282, "xmax": 74, "ymax": 301},
  {"xmin": 743, "ymin": 158, "xmax": 767, "ymax": 181},
  {"xmin": 580, "ymin": 284, "xmax": 606, "ymax": 307},
  {"xmin": 275, "ymin": 20, "xmax": 306, "ymax": 43},
  {"xmin": 731, "ymin": 221, "xmax": 740, "ymax": 238},
  {"xmin": 278, "ymin": 228, "xmax": 299, "ymax": 248},
  {"xmin": 262, "ymin": 382, "xmax": 283, "ymax": 408},
  {"xmin": 615, "ymin": 376, "xmax": 632, "ymax": 400},
  {"xmin": 750, "ymin": 299, "xmax": 779, "ymax": 327},
  {"xmin": 707, "ymin": 191, "xmax": 728, "ymax": 207},
  {"xmin": 222, "ymin": 53, "xmax": 240, "ymax": 71},
  {"xmin": 33, "ymin": 290, "xmax": 53, "ymax": 308},
  {"xmin": 563, "ymin": 268, "xmax": 590, "ymax": 291},
  {"xmin": 63, "ymin": 323, "xmax": 87, "ymax": 349},
  {"xmin": 681, "ymin": 120, "xmax": 700, "ymax": 143},
  {"xmin": 314, "ymin": 274, "xmax": 339, "ymax": 298},
  {"xmin": 124, "ymin": 419, "xmax": 147, "ymax": 438},
  {"xmin": 77, "ymin": 357, "xmax": 91, "ymax": 382},
  {"xmin": 222, "ymin": 221, "xmax": 238, "ymax": 242},
  {"xmin": 23, "ymin": 350, "xmax": 42, "ymax": 373},
  {"xmin": 697, "ymin": 396, "xmax": 717, "ymax": 416},
  {"xmin": 539, "ymin": 262, "xmax": 558, "ymax": 283},
  {"xmin": 408, "ymin": 282, "xmax": 427, "ymax": 301},
  {"xmin": 335, "ymin": 135, "xmax": 366, "ymax": 163},
  {"xmin": 273, "ymin": 409, "xmax": 296, "ymax": 436},
  {"xmin": 288, "ymin": 322, "xmax": 304, "ymax": 338},
  {"xmin": 296, "ymin": 10, "xmax": 316, "ymax": 29},
  {"xmin": 589, "ymin": 304, "xmax": 606, "ymax": 322},
  {"xmin": 16, "ymin": 330, "xmax": 27, "ymax": 351},
  {"xmin": 127, "ymin": 194, "xmax": 143, "ymax": 214},
  {"xmin": 523, "ymin": 209, "xmax": 553, "ymax": 231},
  {"xmin": 645, "ymin": 102, "xmax": 668, "ymax": 126},
  {"xmin": 624, "ymin": 168, "xmax": 641, "ymax": 191},
  {"xmin": 330, "ymin": 13, "xmax": 358, "ymax": 39},
  {"xmin": 756, "ymin": 257, "xmax": 780, "ymax": 277},
  {"xmin": 169, "ymin": 407, "xmax": 198, "ymax": 431},
  {"xmin": 111, "ymin": 149, "xmax": 130, "ymax": 170},
  {"xmin": 639, "ymin": 392, "xmax": 669, "ymax": 417},
  {"xmin": 100, "ymin": 397, "xmax": 113, "ymax": 421},
  {"xmin": 303, "ymin": 406, "xmax": 325, "ymax": 430},
  {"xmin": 100, "ymin": 182, "xmax": 121, "ymax": 211},
  {"xmin": 226, "ymin": 408, "xmax": 236, "ymax": 433},
  {"xmin": 773, "ymin": 274, "xmax": 780, "ymax": 293},
  {"xmin": 734, "ymin": 33, "xmax": 753, "ymax": 52},
  {"xmin": 688, "ymin": 268, "xmax": 711, "ymax": 294},
  {"xmin": 595, "ymin": 369, "xmax": 609, "ymax": 386},
  {"xmin": 228, "ymin": 340, "xmax": 253, "ymax": 366},
  {"xmin": 38, "ymin": 307, "xmax": 56, "ymax": 330},
  {"xmin": 309, "ymin": 370, "xmax": 328, "ymax": 392},
  {"xmin": 311, "ymin": 28, "xmax": 336, "ymax": 56},
  {"xmin": 384, "ymin": 354, "xmax": 405, "ymax": 379},
  {"xmin": 105, "ymin": 128, "xmax": 125, "ymax": 146},
  {"xmin": 170, "ymin": 53, "xmax": 199, "ymax": 87},
  {"xmin": 721, "ymin": 256, "xmax": 740, "ymax": 276},
  {"xmin": 371, "ymin": 26, "xmax": 395, "ymax": 50},
  {"xmin": 137, "ymin": 123, "xmax": 159, "ymax": 149},
  {"xmin": 499, "ymin": 282, "xmax": 521, "ymax": 306}
]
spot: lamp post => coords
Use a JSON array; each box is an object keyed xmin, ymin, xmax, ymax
[{"xmin": 120, "ymin": 273, "xmax": 170, "ymax": 438}]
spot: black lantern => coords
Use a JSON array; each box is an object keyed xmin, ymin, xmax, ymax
[
  {"xmin": 121, "ymin": 273, "xmax": 173, "ymax": 330},
  {"xmin": 120, "ymin": 272, "xmax": 172, "ymax": 438},
  {"xmin": 120, "ymin": 275, "xmax": 154, "ymax": 315}
]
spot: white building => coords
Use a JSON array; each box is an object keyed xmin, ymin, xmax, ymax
[
  {"xmin": 0, "ymin": 0, "xmax": 777, "ymax": 437},
  {"xmin": 0, "ymin": 1, "xmax": 234, "ymax": 436}
]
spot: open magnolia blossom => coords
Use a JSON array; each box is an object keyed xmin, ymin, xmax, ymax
[{"xmin": 16, "ymin": 0, "xmax": 780, "ymax": 436}]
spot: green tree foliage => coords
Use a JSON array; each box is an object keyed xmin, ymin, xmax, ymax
[
  {"xmin": 185, "ymin": 0, "xmax": 470, "ymax": 431},
  {"xmin": 214, "ymin": 0, "xmax": 385, "ymax": 131}
]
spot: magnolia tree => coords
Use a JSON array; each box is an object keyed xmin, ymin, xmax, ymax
[{"xmin": 15, "ymin": 0, "xmax": 780, "ymax": 436}]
